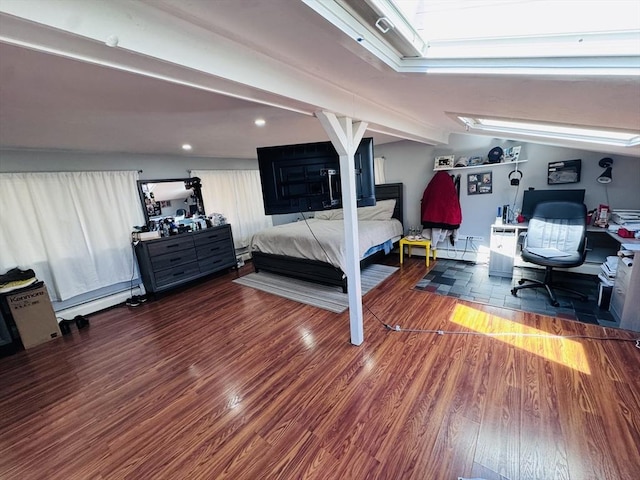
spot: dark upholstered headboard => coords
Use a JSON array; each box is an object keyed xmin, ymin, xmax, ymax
[{"xmin": 375, "ymin": 183, "xmax": 404, "ymax": 225}]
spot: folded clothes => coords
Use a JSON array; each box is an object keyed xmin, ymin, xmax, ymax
[{"xmin": 0, "ymin": 267, "xmax": 38, "ymax": 294}]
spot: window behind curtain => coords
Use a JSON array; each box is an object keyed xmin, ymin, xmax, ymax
[
  {"xmin": 0, "ymin": 171, "xmax": 144, "ymax": 302},
  {"xmin": 192, "ymin": 170, "xmax": 272, "ymax": 249},
  {"xmin": 374, "ymin": 156, "xmax": 386, "ymax": 184}
]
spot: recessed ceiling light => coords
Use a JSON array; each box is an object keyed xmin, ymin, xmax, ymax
[
  {"xmin": 254, "ymin": 119, "xmax": 266, "ymax": 127},
  {"xmin": 182, "ymin": 144, "xmax": 192, "ymax": 151}
]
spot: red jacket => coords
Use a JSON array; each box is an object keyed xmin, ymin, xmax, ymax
[{"xmin": 420, "ymin": 171, "xmax": 462, "ymax": 229}]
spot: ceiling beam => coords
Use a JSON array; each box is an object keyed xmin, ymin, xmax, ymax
[{"xmin": 0, "ymin": 0, "xmax": 448, "ymax": 146}]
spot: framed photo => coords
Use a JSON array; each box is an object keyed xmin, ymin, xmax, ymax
[
  {"xmin": 548, "ymin": 159, "xmax": 581, "ymax": 184},
  {"xmin": 468, "ymin": 171, "xmax": 492, "ymax": 195},
  {"xmin": 434, "ymin": 155, "xmax": 455, "ymax": 170},
  {"xmin": 504, "ymin": 145, "xmax": 521, "ymax": 162}
]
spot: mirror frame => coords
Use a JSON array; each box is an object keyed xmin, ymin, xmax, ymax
[{"xmin": 137, "ymin": 177, "xmax": 205, "ymax": 226}]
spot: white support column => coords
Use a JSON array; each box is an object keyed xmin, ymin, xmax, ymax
[{"xmin": 316, "ymin": 111, "xmax": 367, "ymax": 346}]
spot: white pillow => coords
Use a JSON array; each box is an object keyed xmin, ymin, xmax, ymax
[
  {"xmin": 314, "ymin": 199, "xmax": 396, "ymax": 221},
  {"xmin": 357, "ymin": 199, "xmax": 396, "ymax": 221},
  {"xmin": 314, "ymin": 208, "xmax": 343, "ymax": 220}
]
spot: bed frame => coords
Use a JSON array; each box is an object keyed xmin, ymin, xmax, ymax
[{"xmin": 251, "ymin": 183, "xmax": 404, "ymax": 292}]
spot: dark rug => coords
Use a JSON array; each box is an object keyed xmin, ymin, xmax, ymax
[{"xmin": 414, "ymin": 259, "xmax": 619, "ymax": 327}]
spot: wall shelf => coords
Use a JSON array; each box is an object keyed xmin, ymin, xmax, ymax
[{"xmin": 434, "ymin": 160, "xmax": 528, "ymax": 172}]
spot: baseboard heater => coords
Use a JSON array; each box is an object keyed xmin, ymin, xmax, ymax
[{"xmin": 53, "ymin": 284, "xmax": 143, "ymax": 320}]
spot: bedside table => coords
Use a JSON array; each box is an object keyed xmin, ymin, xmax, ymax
[{"xmin": 399, "ymin": 237, "xmax": 435, "ymax": 267}]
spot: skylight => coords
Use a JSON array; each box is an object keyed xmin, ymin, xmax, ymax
[
  {"xmin": 390, "ymin": 0, "xmax": 640, "ymax": 59},
  {"xmin": 456, "ymin": 115, "xmax": 640, "ymax": 147},
  {"xmin": 328, "ymin": 0, "xmax": 640, "ymax": 74}
]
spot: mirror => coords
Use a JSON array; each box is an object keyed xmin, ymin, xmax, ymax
[{"xmin": 137, "ymin": 177, "xmax": 205, "ymax": 231}]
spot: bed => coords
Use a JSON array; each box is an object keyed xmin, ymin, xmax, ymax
[{"xmin": 250, "ymin": 183, "xmax": 404, "ymax": 292}]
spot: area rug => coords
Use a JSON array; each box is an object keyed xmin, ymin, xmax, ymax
[
  {"xmin": 233, "ymin": 264, "xmax": 398, "ymax": 313},
  {"xmin": 414, "ymin": 259, "xmax": 618, "ymax": 327}
]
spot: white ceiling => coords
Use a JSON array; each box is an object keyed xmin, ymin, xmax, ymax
[{"xmin": 1, "ymin": 0, "xmax": 639, "ymax": 160}]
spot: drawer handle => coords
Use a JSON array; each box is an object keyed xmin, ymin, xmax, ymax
[
  {"xmin": 166, "ymin": 244, "xmax": 180, "ymax": 249},
  {"xmin": 173, "ymin": 271, "xmax": 185, "ymax": 277},
  {"xmin": 170, "ymin": 257, "xmax": 182, "ymax": 262}
]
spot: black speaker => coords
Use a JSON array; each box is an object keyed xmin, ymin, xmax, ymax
[{"xmin": 509, "ymin": 169, "xmax": 523, "ymax": 186}]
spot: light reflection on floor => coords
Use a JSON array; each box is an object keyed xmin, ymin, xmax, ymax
[{"xmin": 450, "ymin": 304, "xmax": 591, "ymax": 375}]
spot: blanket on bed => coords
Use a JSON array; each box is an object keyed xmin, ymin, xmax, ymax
[{"xmin": 250, "ymin": 218, "xmax": 403, "ymax": 272}]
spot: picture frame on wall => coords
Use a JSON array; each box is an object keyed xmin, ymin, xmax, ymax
[
  {"xmin": 434, "ymin": 155, "xmax": 455, "ymax": 170},
  {"xmin": 468, "ymin": 171, "xmax": 492, "ymax": 195},
  {"xmin": 548, "ymin": 159, "xmax": 581, "ymax": 184}
]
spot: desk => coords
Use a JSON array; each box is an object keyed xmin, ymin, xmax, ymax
[
  {"xmin": 399, "ymin": 237, "xmax": 434, "ymax": 267},
  {"xmin": 489, "ymin": 223, "xmax": 622, "ymax": 278}
]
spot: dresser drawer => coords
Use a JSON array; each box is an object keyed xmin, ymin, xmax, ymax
[
  {"xmin": 199, "ymin": 255, "xmax": 235, "ymax": 274},
  {"xmin": 146, "ymin": 236, "xmax": 194, "ymax": 257},
  {"xmin": 150, "ymin": 249, "xmax": 198, "ymax": 270},
  {"xmin": 154, "ymin": 262, "xmax": 201, "ymax": 287},
  {"xmin": 196, "ymin": 239, "xmax": 234, "ymax": 260},
  {"xmin": 193, "ymin": 226, "xmax": 231, "ymax": 247}
]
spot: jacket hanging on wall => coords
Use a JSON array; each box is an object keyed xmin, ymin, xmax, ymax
[{"xmin": 421, "ymin": 171, "xmax": 462, "ymax": 230}]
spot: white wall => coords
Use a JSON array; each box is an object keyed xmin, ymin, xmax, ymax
[
  {"xmin": 376, "ymin": 134, "xmax": 640, "ymax": 250},
  {"xmin": 0, "ymin": 149, "xmax": 257, "ymax": 178}
]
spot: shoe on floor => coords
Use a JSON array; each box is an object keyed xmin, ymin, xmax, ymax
[{"xmin": 125, "ymin": 297, "xmax": 141, "ymax": 307}]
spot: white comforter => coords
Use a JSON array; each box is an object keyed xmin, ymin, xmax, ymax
[{"xmin": 250, "ymin": 218, "xmax": 403, "ymax": 272}]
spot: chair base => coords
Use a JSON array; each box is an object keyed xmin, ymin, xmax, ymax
[{"xmin": 510, "ymin": 266, "xmax": 588, "ymax": 307}]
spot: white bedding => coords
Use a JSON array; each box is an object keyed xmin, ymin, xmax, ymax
[{"xmin": 250, "ymin": 218, "xmax": 403, "ymax": 272}]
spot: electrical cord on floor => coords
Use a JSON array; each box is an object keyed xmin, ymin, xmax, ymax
[{"xmin": 369, "ymin": 315, "xmax": 640, "ymax": 348}]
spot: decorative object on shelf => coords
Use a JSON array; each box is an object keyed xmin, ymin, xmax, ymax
[
  {"xmin": 548, "ymin": 159, "xmax": 582, "ymax": 185},
  {"xmin": 487, "ymin": 146, "xmax": 504, "ymax": 164},
  {"xmin": 504, "ymin": 145, "xmax": 522, "ymax": 162},
  {"xmin": 468, "ymin": 156, "xmax": 484, "ymax": 166},
  {"xmin": 434, "ymin": 155, "xmax": 455, "ymax": 170},
  {"xmin": 454, "ymin": 157, "xmax": 468, "ymax": 167},
  {"xmin": 467, "ymin": 171, "xmax": 492, "ymax": 195},
  {"xmin": 597, "ymin": 157, "xmax": 614, "ymax": 184}
]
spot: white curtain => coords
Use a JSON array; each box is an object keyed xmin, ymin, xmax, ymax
[
  {"xmin": 193, "ymin": 169, "xmax": 272, "ymax": 249},
  {"xmin": 374, "ymin": 156, "xmax": 386, "ymax": 184},
  {"xmin": 0, "ymin": 171, "xmax": 144, "ymax": 302}
]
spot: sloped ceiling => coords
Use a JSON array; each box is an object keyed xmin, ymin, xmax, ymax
[{"xmin": 1, "ymin": 0, "xmax": 639, "ymax": 159}]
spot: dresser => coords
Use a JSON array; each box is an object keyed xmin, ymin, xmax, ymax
[{"xmin": 135, "ymin": 225, "xmax": 236, "ymax": 294}]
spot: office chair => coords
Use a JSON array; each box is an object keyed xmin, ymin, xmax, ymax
[
  {"xmin": 511, "ymin": 201, "xmax": 588, "ymax": 307},
  {"xmin": 175, "ymin": 208, "xmax": 187, "ymax": 217}
]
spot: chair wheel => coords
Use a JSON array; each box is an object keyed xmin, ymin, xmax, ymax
[
  {"xmin": 511, "ymin": 288, "xmax": 518, "ymax": 296},
  {"xmin": 518, "ymin": 279, "xmax": 525, "ymax": 285}
]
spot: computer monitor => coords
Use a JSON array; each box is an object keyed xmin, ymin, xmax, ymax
[{"xmin": 521, "ymin": 189, "xmax": 586, "ymax": 221}]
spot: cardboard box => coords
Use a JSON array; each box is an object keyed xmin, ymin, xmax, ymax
[{"xmin": 5, "ymin": 283, "xmax": 61, "ymax": 349}]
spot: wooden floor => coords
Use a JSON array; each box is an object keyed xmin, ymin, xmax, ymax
[{"xmin": 1, "ymin": 257, "xmax": 639, "ymax": 480}]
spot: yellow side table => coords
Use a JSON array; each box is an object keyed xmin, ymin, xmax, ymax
[{"xmin": 399, "ymin": 237, "xmax": 436, "ymax": 267}]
